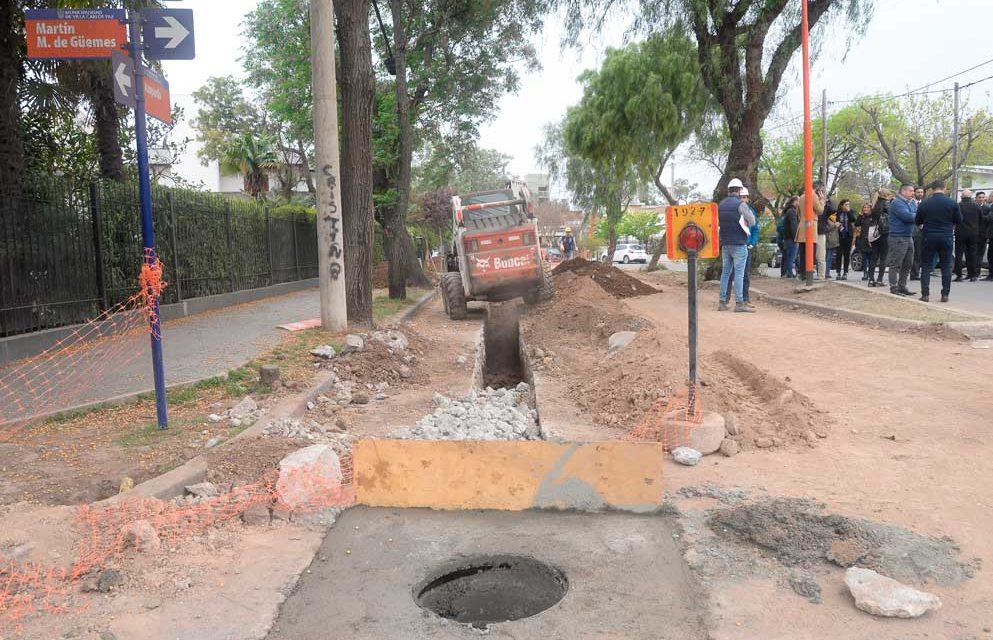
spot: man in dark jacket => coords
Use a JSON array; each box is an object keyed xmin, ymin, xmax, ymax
[
  {"xmin": 978, "ymin": 191, "xmax": 993, "ymax": 280},
  {"xmin": 911, "ymin": 186, "xmax": 925, "ymax": 280},
  {"xmin": 955, "ymin": 190, "xmax": 983, "ymax": 281},
  {"xmin": 782, "ymin": 197, "xmax": 799, "ymax": 278},
  {"xmin": 917, "ymin": 180, "xmax": 962, "ymax": 302},
  {"xmin": 718, "ymin": 178, "xmax": 757, "ymax": 312}
]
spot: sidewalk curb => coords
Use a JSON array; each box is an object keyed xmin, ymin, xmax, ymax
[
  {"xmin": 749, "ymin": 287, "xmax": 969, "ymax": 336},
  {"xmin": 397, "ymin": 288, "xmax": 438, "ymax": 324}
]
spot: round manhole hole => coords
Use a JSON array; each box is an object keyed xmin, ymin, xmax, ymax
[{"xmin": 414, "ymin": 554, "xmax": 568, "ymax": 629}]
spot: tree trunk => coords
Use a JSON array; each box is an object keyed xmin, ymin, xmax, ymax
[
  {"xmin": 382, "ymin": 206, "xmax": 429, "ymax": 298},
  {"xmin": 89, "ymin": 63, "xmax": 126, "ymax": 182},
  {"xmin": 715, "ymin": 129, "xmax": 763, "ymax": 206},
  {"xmin": 387, "ymin": 0, "xmax": 427, "ymax": 299},
  {"xmin": 335, "ymin": 0, "xmax": 375, "ymax": 323},
  {"xmin": 0, "ymin": 1, "xmax": 23, "ymax": 196}
]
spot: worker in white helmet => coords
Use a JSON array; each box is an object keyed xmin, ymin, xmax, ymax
[{"xmin": 718, "ymin": 178, "xmax": 757, "ymax": 312}]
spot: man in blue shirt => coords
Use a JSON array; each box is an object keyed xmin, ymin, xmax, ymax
[
  {"xmin": 916, "ymin": 181, "xmax": 962, "ymax": 303},
  {"xmin": 718, "ymin": 178, "xmax": 757, "ymax": 312},
  {"xmin": 886, "ymin": 184, "xmax": 918, "ymax": 296}
]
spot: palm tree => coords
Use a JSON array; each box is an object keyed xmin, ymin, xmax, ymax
[{"xmin": 221, "ymin": 133, "xmax": 280, "ymax": 199}]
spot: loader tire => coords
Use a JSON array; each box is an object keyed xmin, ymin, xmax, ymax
[
  {"xmin": 524, "ymin": 264, "xmax": 556, "ymax": 305},
  {"xmin": 441, "ymin": 272, "xmax": 468, "ymax": 320}
]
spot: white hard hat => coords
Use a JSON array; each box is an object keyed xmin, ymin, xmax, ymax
[
  {"xmin": 728, "ymin": 178, "xmax": 744, "ymax": 189},
  {"xmin": 740, "ymin": 187, "xmax": 750, "ymax": 196}
]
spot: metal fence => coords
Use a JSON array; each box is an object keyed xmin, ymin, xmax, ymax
[{"xmin": 0, "ymin": 179, "xmax": 318, "ymax": 337}]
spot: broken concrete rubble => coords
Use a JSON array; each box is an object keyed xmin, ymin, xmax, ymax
[
  {"xmin": 845, "ymin": 567, "xmax": 941, "ymax": 618},
  {"xmin": 390, "ymin": 383, "xmax": 539, "ymax": 441}
]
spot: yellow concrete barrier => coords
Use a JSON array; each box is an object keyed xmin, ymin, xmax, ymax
[{"xmin": 353, "ymin": 439, "xmax": 664, "ymax": 513}]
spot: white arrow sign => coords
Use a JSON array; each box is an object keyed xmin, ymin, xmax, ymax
[
  {"xmin": 115, "ymin": 61, "xmax": 132, "ymax": 97},
  {"xmin": 154, "ymin": 15, "xmax": 190, "ymax": 49}
]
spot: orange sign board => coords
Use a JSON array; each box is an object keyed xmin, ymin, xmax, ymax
[
  {"xmin": 25, "ymin": 9, "xmax": 127, "ymax": 59},
  {"xmin": 665, "ymin": 202, "xmax": 720, "ymax": 260},
  {"xmin": 142, "ymin": 67, "xmax": 172, "ymax": 125}
]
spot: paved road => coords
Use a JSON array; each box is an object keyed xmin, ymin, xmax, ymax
[{"xmin": 1, "ymin": 288, "xmax": 320, "ymax": 423}]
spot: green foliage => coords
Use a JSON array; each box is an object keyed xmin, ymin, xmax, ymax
[
  {"xmin": 220, "ymin": 133, "xmax": 280, "ymax": 199},
  {"xmin": 271, "ymin": 203, "xmax": 315, "ymax": 219},
  {"xmin": 562, "ymin": 31, "xmax": 710, "ymax": 193},
  {"xmin": 414, "ymin": 146, "xmax": 511, "ymax": 193},
  {"xmin": 191, "ymin": 76, "xmax": 262, "ymax": 166},
  {"xmin": 617, "ymin": 212, "xmax": 662, "ymax": 243},
  {"xmin": 242, "ymin": 0, "xmax": 313, "ymax": 145}
]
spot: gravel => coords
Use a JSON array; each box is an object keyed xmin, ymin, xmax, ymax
[{"xmin": 390, "ymin": 383, "xmax": 540, "ymax": 441}]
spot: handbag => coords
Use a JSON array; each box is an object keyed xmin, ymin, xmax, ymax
[{"xmin": 867, "ymin": 224, "xmax": 881, "ymax": 244}]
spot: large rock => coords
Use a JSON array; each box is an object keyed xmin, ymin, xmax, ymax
[
  {"xmin": 276, "ymin": 444, "xmax": 343, "ymax": 511},
  {"xmin": 719, "ymin": 438, "xmax": 740, "ymax": 457},
  {"xmin": 671, "ymin": 447, "xmax": 702, "ymax": 466},
  {"xmin": 607, "ymin": 331, "xmax": 638, "ymax": 356},
  {"xmin": 123, "ymin": 520, "xmax": 161, "ymax": 553},
  {"xmin": 845, "ymin": 567, "xmax": 942, "ymax": 618},
  {"xmin": 184, "ymin": 482, "xmax": 219, "ymax": 498},
  {"xmin": 259, "ymin": 364, "xmax": 281, "ymax": 386},
  {"xmin": 371, "ymin": 330, "xmax": 408, "ymax": 353},
  {"xmin": 229, "ymin": 396, "xmax": 257, "ymax": 421},
  {"xmin": 310, "ymin": 345, "xmax": 336, "ymax": 359},
  {"xmin": 340, "ymin": 334, "xmax": 365, "ymax": 355},
  {"xmin": 689, "ymin": 412, "xmax": 727, "ymax": 455}
]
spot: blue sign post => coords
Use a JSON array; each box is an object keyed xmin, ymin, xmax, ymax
[{"xmin": 125, "ymin": 13, "xmax": 169, "ymax": 429}]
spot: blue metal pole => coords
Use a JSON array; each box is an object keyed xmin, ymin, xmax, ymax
[{"xmin": 128, "ymin": 12, "xmax": 168, "ymax": 429}]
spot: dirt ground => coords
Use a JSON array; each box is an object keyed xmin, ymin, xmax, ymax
[
  {"xmin": 620, "ymin": 269, "xmax": 993, "ymax": 638},
  {"xmin": 552, "ymin": 257, "xmax": 659, "ymax": 298}
]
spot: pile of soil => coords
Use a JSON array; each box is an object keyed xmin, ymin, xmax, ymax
[
  {"xmin": 552, "ymin": 258, "xmax": 659, "ymax": 298},
  {"xmin": 526, "ymin": 271, "xmax": 650, "ymax": 341},
  {"xmin": 708, "ymin": 497, "xmax": 978, "ymax": 586},
  {"xmin": 204, "ymin": 436, "xmax": 307, "ymax": 487},
  {"xmin": 329, "ymin": 329, "xmax": 428, "ymax": 389}
]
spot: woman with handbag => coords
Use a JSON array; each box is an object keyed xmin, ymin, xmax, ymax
[
  {"xmin": 868, "ymin": 188, "xmax": 893, "ymax": 287},
  {"xmin": 855, "ymin": 202, "xmax": 875, "ymax": 282}
]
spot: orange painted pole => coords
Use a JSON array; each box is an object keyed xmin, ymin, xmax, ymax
[{"xmin": 801, "ymin": 0, "xmax": 815, "ymax": 284}]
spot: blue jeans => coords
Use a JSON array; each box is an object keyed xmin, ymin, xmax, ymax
[
  {"xmin": 784, "ymin": 239, "xmax": 798, "ymax": 277},
  {"xmin": 921, "ymin": 236, "xmax": 954, "ymax": 297},
  {"xmin": 825, "ymin": 248, "xmax": 836, "ymax": 276},
  {"xmin": 720, "ymin": 244, "xmax": 748, "ymax": 304},
  {"xmin": 862, "ymin": 251, "xmax": 874, "ymax": 279}
]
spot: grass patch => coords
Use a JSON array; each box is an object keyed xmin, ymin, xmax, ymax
[
  {"xmin": 372, "ymin": 287, "xmax": 432, "ymax": 323},
  {"xmin": 116, "ymin": 421, "xmax": 184, "ymax": 447}
]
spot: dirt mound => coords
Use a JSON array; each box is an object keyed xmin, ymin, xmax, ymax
[
  {"xmin": 703, "ymin": 349, "xmax": 829, "ymax": 446},
  {"xmin": 525, "ymin": 272, "xmax": 650, "ymax": 341},
  {"xmin": 522, "ymin": 276, "xmax": 823, "ymax": 446},
  {"xmin": 709, "ymin": 497, "xmax": 978, "ymax": 586},
  {"xmin": 552, "ymin": 258, "xmax": 659, "ymax": 298},
  {"xmin": 205, "ymin": 436, "xmax": 307, "ymax": 487}
]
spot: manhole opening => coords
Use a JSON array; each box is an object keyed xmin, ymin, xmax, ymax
[
  {"xmin": 483, "ymin": 303, "xmax": 524, "ymax": 389},
  {"xmin": 414, "ymin": 555, "xmax": 568, "ymax": 629}
]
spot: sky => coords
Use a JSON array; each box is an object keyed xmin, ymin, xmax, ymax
[{"xmin": 160, "ymin": 0, "xmax": 993, "ymax": 197}]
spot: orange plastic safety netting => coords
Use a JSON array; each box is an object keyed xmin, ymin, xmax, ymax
[
  {"xmin": 0, "ymin": 453, "xmax": 354, "ymax": 633},
  {"xmin": 624, "ymin": 383, "xmax": 704, "ymax": 450},
  {"xmin": 0, "ymin": 250, "xmax": 166, "ymax": 434}
]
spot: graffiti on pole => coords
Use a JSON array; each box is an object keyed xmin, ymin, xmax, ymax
[{"xmin": 322, "ymin": 164, "xmax": 343, "ymax": 280}]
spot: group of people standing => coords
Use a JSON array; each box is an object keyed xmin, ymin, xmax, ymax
[{"xmin": 777, "ymin": 182, "xmax": 993, "ymax": 302}]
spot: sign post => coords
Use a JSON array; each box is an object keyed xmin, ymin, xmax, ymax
[
  {"xmin": 666, "ymin": 204, "xmax": 719, "ymax": 411},
  {"xmin": 125, "ymin": 14, "xmax": 168, "ymax": 430},
  {"xmin": 28, "ymin": 7, "xmax": 194, "ymax": 430}
]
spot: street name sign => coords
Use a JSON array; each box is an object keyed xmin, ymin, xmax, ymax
[
  {"xmin": 111, "ymin": 50, "xmax": 172, "ymax": 125},
  {"xmin": 141, "ymin": 8, "xmax": 196, "ymax": 60},
  {"xmin": 25, "ymin": 8, "xmax": 127, "ymax": 59}
]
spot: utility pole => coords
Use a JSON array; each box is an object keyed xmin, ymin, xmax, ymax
[
  {"xmin": 801, "ymin": 0, "xmax": 815, "ymax": 286},
  {"xmin": 952, "ymin": 82, "xmax": 960, "ymax": 200},
  {"xmin": 821, "ymin": 88, "xmax": 828, "ymax": 187},
  {"xmin": 311, "ymin": 0, "xmax": 348, "ymax": 331}
]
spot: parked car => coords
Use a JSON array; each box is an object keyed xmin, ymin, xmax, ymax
[
  {"xmin": 544, "ymin": 247, "xmax": 563, "ymax": 262},
  {"xmin": 602, "ymin": 243, "xmax": 650, "ymax": 264},
  {"xmin": 759, "ymin": 243, "xmax": 781, "ymax": 268}
]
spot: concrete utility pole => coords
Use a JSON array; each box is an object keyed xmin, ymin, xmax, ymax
[
  {"xmin": 952, "ymin": 82, "xmax": 960, "ymax": 199},
  {"xmin": 311, "ymin": 0, "xmax": 348, "ymax": 331},
  {"xmin": 821, "ymin": 88, "xmax": 828, "ymax": 187}
]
